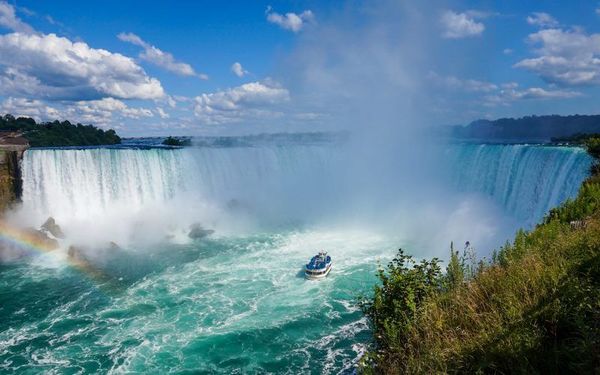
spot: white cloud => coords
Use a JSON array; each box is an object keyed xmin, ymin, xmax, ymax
[
  {"xmin": 0, "ymin": 1, "xmax": 34, "ymax": 34},
  {"xmin": 1, "ymin": 96, "xmax": 156, "ymax": 126},
  {"xmin": 526, "ymin": 12, "xmax": 559, "ymax": 28},
  {"xmin": 0, "ymin": 32, "xmax": 164, "ymax": 100},
  {"xmin": 508, "ymin": 87, "xmax": 580, "ymax": 99},
  {"xmin": 266, "ymin": 7, "xmax": 314, "ymax": 33},
  {"xmin": 503, "ymin": 48, "xmax": 513, "ymax": 55},
  {"xmin": 118, "ymin": 32, "xmax": 208, "ymax": 79},
  {"xmin": 514, "ymin": 28, "xmax": 600, "ymax": 86},
  {"xmin": 440, "ymin": 10, "xmax": 484, "ymax": 39},
  {"xmin": 501, "ymin": 82, "xmax": 519, "ymax": 89},
  {"xmin": 0, "ymin": 97, "xmax": 60, "ymax": 120},
  {"xmin": 71, "ymin": 97, "xmax": 154, "ymax": 121},
  {"xmin": 193, "ymin": 80, "xmax": 290, "ymax": 124},
  {"xmin": 156, "ymin": 107, "xmax": 169, "ymax": 119},
  {"xmin": 485, "ymin": 85, "xmax": 581, "ymax": 106},
  {"xmin": 428, "ymin": 72, "xmax": 497, "ymax": 92},
  {"xmin": 231, "ymin": 62, "xmax": 248, "ymax": 77},
  {"xmin": 427, "ymin": 72, "xmax": 580, "ymax": 108}
]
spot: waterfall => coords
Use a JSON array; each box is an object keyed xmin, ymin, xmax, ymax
[
  {"xmin": 20, "ymin": 144, "xmax": 339, "ymax": 233},
  {"xmin": 19, "ymin": 141, "xmax": 592, "ymax": 239},
  {"xmin": 22, "ymin": 148, "xmax": 186, "ymax": 220},
  {"xmin": 446, "ymin": 143, "xmax": 591, "ymax": 224}
]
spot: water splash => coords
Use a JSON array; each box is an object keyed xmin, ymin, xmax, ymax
[
  {"xmin": 14, "ymin": 140, "xmax": 591, "ymax": 253},
  {"xmin": 446, "ymin": 143, "xmax": 591, "ymax": 225}
]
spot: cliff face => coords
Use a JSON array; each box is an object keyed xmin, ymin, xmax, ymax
[{"xmin": 0, "ymin": 133, "xmax": 29, "ymax": 211}]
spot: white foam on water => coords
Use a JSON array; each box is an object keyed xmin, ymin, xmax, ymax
[{"xmin": 1, "ymin": 141, "xmax": 591, "ymax": 373}]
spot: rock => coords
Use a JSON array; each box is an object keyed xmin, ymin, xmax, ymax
[
  {"xmin": 67, "ymin": 245, "xmax": 84, "ymax": 260},
  {"xmin": 24, "ymin": 227, "xmax": 59, "ymax": 250},
  {"xmin": 188, "ymin": 223, "xmax": 214, "ymax": 239},
  {"xmin": 41, "ymin": 217, "xmax": 65, "ymax": 239},
  {"xmin": 0, "ymin": 149, "xmax": 25, "ymax": 211}
]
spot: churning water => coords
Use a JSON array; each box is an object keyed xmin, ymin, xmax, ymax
[{"xmin": 0, "ymin": 136, "xmax": 591, "ymax": 373}]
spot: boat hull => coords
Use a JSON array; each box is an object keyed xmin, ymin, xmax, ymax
[{"xmin": 305, "ymin": 264, "xmax": 332, "ymax": 280}]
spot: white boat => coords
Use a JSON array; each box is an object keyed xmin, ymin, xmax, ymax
[{"xmin": 305, "ymin": 251, "xmax": 332, "ymax": 280}]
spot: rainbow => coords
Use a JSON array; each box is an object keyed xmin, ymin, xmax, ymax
[
  {"xmin": 0, "ymin": 220, "xmax": 117, "ymax": 288},
  {"xmin": 0, "ymin": 220, "xmax": 59, "ymax": 255}
]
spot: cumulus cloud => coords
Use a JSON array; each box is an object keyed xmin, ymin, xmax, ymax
[
  {"xmin": 231, "ymin": 62, "xmax": 248, "ymax": 77},
  {"xmin": 1, "ymin": 96, "xmax": 155, "ymax": 126},
  {"xmin": 0, "ymin": 32, "xmax": 164, "ymax": 100},
  {"xmin": 440, "ymin": 10, "xmax": 484, "ymax": 39},
  {"xmin": 514, "ymin": 28, "xmax": 600, "ymax": 86},
  {"xmin": 71, "ymin": 97, "xmax": 154, "ymax": 121},
  {"xmin": 0, "ymin": 97, "xmax": 60, "ymax": 120},
  {"xmin": 266, "ymin": 6, "xmax": 314, "ymax": 33},
  {"xmin": 526, "ymin": 12, "xmax": 559, "ymax": 28},
  {"xmin": 0, "ymin": 1, "xmax": 34, "ymax": 33},
  {"xmin": 427, "ymin": 72, "xmax": 580, "ymax": 108},
  {"xmin": 118, "ymin": 32, "xmax": 208, "ymax": 79},
  {"xmin": 193, "ymin": 80, "xmax": 290, "ymax": 124}
]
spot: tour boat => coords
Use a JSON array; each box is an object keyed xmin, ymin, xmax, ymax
[{"xmin": 305, "ymin": 251, "xmax": 332, "ymax": 279}]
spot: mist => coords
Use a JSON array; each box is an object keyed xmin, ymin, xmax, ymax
[
  {"xmin": 269, "ymin": 0, "xmax": 520, "ymax": 256},
  {"xmin": 1, "ymin": 1, "xmax": 575, "ymax": 262}
]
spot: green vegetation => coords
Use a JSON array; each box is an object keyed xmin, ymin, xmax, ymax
[
  {"xmin": 551, "ymin": 132, "xmax": 600, "ymax": 144},
  {"xmin": 452, "ymin": 114, "xmax": 600, "ymax": 141},
  {"xmin": 361, "ymin": 140, "xmax": 600, "ymax": 373},
  {"xmin": 162, "ymin": 136, "xmax": 191, "ymax": 147},
  {"xmin": 0, "ymin": 114, "xmax": 121, "ymax": 147}
]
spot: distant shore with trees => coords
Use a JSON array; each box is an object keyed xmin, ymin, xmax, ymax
[
  {"xmin": 449, "ymin": 115, "xmax": 600, "ymax": 142},
  {"xmin": 0, "ymin": 114, "xmax": 121, "ymax": 147}
]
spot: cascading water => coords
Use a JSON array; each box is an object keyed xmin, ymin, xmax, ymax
[
  {"xmin": 446, "ymin": 143, "xmax": 591, "ymax": 225},
  {"xmin": 0, "ymin": 138, "xmax": 592, "ymax": 373},
  {"xmin": 20, "ymin": 141, "xmax": 591, "ymax": 230},
  {"xmin": 22, "ymin": 148, "xmax": 186, "ymax": 221},
  {"xmin": 18, "ymin": 142, "xmax": 343, "ymax": 245}
]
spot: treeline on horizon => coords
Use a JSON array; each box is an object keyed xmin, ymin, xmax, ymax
[
  {"xmin": 451, "ymin": 114, "xmax": 600, "ymax": 141},
  {"xmin": 360, "ymin": 136, "xmax": 600, "ymax": 373},
  {"xmin": 0, "ymin": 114, "xmax": 121, "ymax": 147}
]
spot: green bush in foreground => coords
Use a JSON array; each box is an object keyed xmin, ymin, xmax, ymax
[{"xmin": 361, "ymin": 145, "xmax": 600, "ymax": 374}]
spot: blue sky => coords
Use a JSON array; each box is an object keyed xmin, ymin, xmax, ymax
[{"xmin": 1, "ymin": 0, "xmax": 600, "ymax": 135}]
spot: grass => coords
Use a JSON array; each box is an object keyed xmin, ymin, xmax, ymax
[{"xmin": 361, "ymin": 139, "xmax": 600, "ymax": 374}]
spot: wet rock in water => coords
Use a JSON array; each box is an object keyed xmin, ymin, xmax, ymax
[
  {"xmin": 188, "ymin": 223, "xmax": 215, "ymax": 239},
  {"xmin": 41, "ymin": 217, "xmax": 65, "ymax": 239},
  {"xmin": 0, "ymin": 221, "xmax": 58, "ymax": 261},
  {"xmin": 67, "ymin": 245, "xmax": 85, "ymax": 261},
  {"xmin": 24, "ymin": 227, "xmax": 59, "ymax": 250}
]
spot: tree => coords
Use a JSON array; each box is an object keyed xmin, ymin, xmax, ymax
[
  {"xmin": 446, "ymin": 241, "xmax": 463, "ymax": 289},
  {"xmin": 361, "ymin": 249, "xmax": 442, "ymax": 352}
]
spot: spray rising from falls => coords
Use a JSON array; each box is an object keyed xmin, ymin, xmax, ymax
[
  {"xmin": 446, "ymin": 143, "xmax": 591, "ymax": 225},
  {"xmin": 18, "ymin": 142, "xmax": 342, "ymax": 245},
  {"xmin": 17, "ymin": 140, "xmax": 591, "ymax": 247}
]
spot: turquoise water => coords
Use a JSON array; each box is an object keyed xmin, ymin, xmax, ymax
[
  {"xmin": 447, "ymin": 143, "xmax": 591, "ymax": 225},
  {"xmin": 0, "ymin": 230, "xmax": 395, "ymax": 373},
  {"xmin": 0, "ymin": 139, "xmax": 592, "ymax": 373}
]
